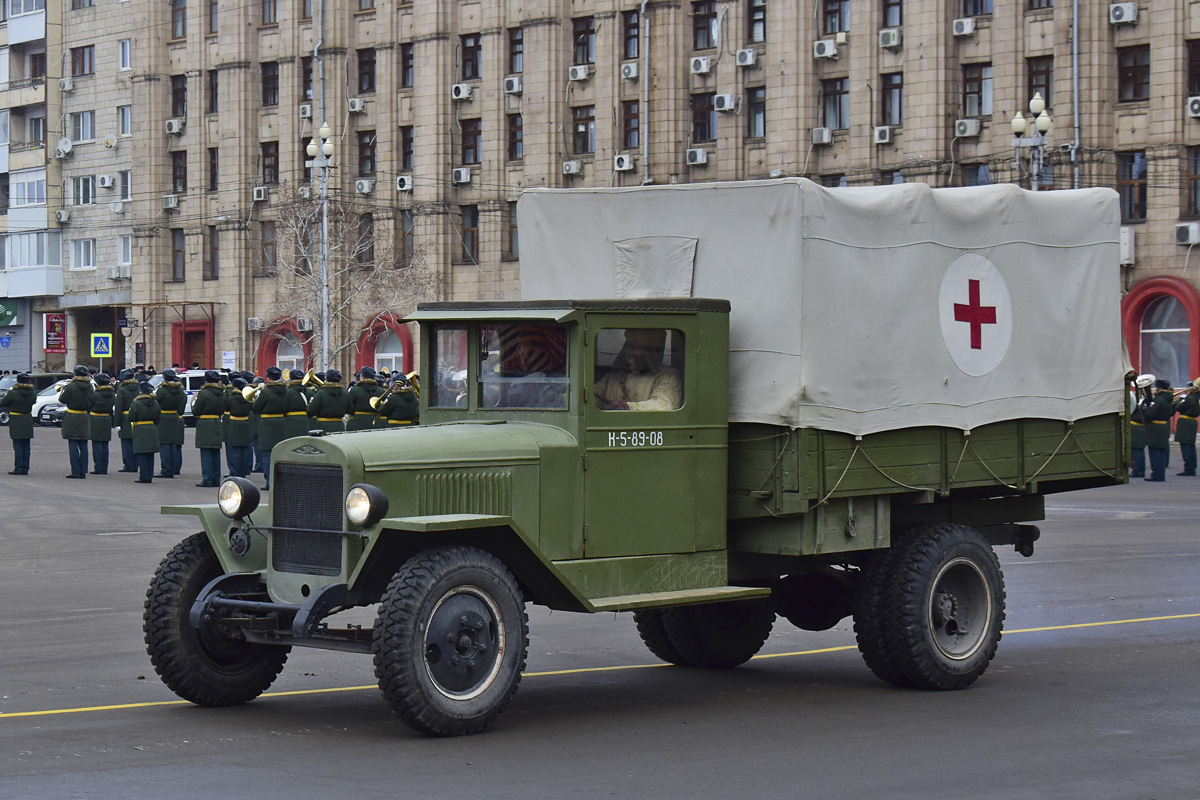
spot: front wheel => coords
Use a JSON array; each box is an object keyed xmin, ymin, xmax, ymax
[{"xmin": 373, "ymin": 547, "xmax": 528, "ymax": 737}]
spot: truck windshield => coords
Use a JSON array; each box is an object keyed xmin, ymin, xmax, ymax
[{"xmin": 480, "ymin": 323, "xmax": 568, "ymax": 409}]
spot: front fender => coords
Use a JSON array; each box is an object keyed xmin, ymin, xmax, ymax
[{"xmin": 162, "ymin": 503, "xmax": 272, "ymax": 575}]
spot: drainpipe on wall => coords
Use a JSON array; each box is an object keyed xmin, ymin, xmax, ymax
[
  {"xmin": 1072, "ymin": 0, "xmax": 1081, "ymax": 189},
  {"xmin": 640, "ymin": 0, "xmax": 652, "ymax": 184}
]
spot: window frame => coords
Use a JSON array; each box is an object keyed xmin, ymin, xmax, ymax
[
  {"xmin": 962, "ymin": 62, "xmax": 994, "ymax": 118},
  {"xmin": 747, "ymin": 86, "xmax": 766, "ymax": 138},
  {"xmin": 171, "ymin": 150, "xmax": 188, "ymax": 193},
  {"xmin": 507, "ymin": 113, "xmax": 523, "ymax": 160},
  {"xmin": 572, "ymin": 105, "xmax": 596, "ymax": 155},
  {"xmin": 261, "ymin": 141, "xmax": 279, "ymax": 184},
  {"xmin": 1117, "ymin": 151, "xmax": 1148, "ymax": 223},
  {"xmin": 261, "ymin": 0, "xmax": 277, "ymax": 25},
  {"xmin": 748, "ymin": 0, "xmax": 766, "ymax": 44},
  {"xmin": 70, "ymin": 238, "xmax": 97, "ymax": 271},
  {"xmin": 261, "ymin": 61, "xmax": 280, "ymax": 106},
  {"xmin": 693, "ymin": 1, "xmax": 717, "ymax": 50},
  {"xmin": 1118, "ymin": 45, "xmax": 1151, "ymax": 103},
  {"xmin": 509, "ymin": 28, "xmax": 523, "ymax": 74},
  {"xmin": 1027, "ymin": 55, "xmax": 1053, "ymax": 110},
  {"xmin": 401, "ymin": 44, "xmax": 415, "ymax": 88},
  {"xmin": 357, "ymin": 130, "xmax": 376, "ymax": 177},
  {"xmin": 461, "ymin": 33, "xmax": 482, "ymax": 81},
  {"xmin": 357, "ymin": 48, "xmax": 377, "ymax": 94},
  {"xmin": 573, "ymin": 16, "xmax": 596, "ymax": 65},
  {"xmin": 461, "ymin": 118, "xmax": 481, "ymax": 164},
  {"xmin": 401, "ymin": 125, "xmax": 414, "ymax": 170},
  {"xmin": 821, "ymin": 78, "xmax": 849, "ymax": 130},
  {"xmin": 623, "ymin": 11, "xmax": 640, "ymax": 60},
  {"xmin": 70, "ymin": 45, "xmax": 95, "ymax": 77},
  {"xmin": 691, "ymin": 92, "xmax": 717, "ymax": 143},
  {"xmin": 822, "ymin": 0, "xmax": 849, "ymax": 35},
  {"xmin": 623, "ymin": 100, "xmax": 640, "ymax": 150},
  {"xmin": 881, "ymin": 72, "xmax": 903, "ymax": 126},
  {"xmin": 461, "ymin": 205, "xmax": 479, "ymax": 262}
]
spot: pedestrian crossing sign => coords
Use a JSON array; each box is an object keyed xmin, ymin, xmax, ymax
[{"xmin": 91, "ymin": 333, "xmax": 113, "ymax": 358}]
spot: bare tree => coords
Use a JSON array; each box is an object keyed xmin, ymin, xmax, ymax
[{"xmin": 255, "ymin": 183, "xmax": 441, "ymax": 370}]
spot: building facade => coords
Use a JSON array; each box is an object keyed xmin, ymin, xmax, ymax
[{"xmin": 1, "ymin": 0, "xmax": 1197, "ymax": 383}]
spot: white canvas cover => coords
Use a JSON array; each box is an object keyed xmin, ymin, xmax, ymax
[{"xmin": 518, "ymin": 179, "xmax": 1125, "ymax": 436}]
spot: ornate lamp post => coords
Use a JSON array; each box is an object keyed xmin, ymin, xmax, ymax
[
  {"xmin": 1010, "ymin": 92, "xmax": 1053, "ymax": 190},
  {"xmin": 306, "ymin": 123, "xmax": 334, "ymax": 371}
]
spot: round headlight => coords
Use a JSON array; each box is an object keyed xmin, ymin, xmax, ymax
[
  {"xmin": 218, "ymin": 477, "xmax": 260, "ymax": 519},
  {"xmin": 346, "ymin": 483, "xmax": 389, "ymax": 527}
]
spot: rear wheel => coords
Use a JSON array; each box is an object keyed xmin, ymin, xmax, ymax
[
  {"xmin": 633, "ymin": 608, "xmax": 693, "ymax": 666},
  {"xmin": 660, "ymin": 600, "xmax": 775, "ymax": 669},
  {"xmin": 853, "ymin": 539, "xmax": 913, "ymax": 688}
]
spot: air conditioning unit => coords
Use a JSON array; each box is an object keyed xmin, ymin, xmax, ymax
[
  {"xmin": 873, "ymin": 126, "xmax": 894, "ymax": 144},
  {"xmin": 162, "ymin": 194, "xmax": 179, "ymax": 210},
  {"xmin": 952, "ymin": 18, "xmax": 976, "ymax": 36},
  {"xmin": 295, "ymin": 317, "xmax": 313, "ymax": 332},
  {"xmin": 562, "ymin": 160, "xmax": 583, "ymax": 175},
  {"xmin": 246, "ymin": 317, "xmax": 264, "ymax": 331},
  {"xmin": 954, "ymin": 118, "xmax": 981, "ymax": 137},
  {"xmin": 355, "ymin": 178, "xmax": 375, "ymax": 194},
  {"xmin": 118, "ymin": 263, "xmax": 131, "ymax": 278},
  {"xmin": 451, "ymin": 167, "xmax": 471, "ymax": 185},
  {"xmin": 1109, "ymin": 2, "xmax": 1138, "ymax": 24},
  {"xmin": 299, "ymin": 103, "xmax": 313, "ymax": 119},
  {"xmin": 614, "ymin": 154, "xmax": 635, "ymax": 172},
  {"xmin": 879, "ymin": 28, "xmax": 902, "ymax": 49},
  {"xmin": 54, "ymin": 146, "xmax": 72, "ymax": 160},
  {"xmin": 736, "ymin": 48, "xmax": 757, "ymax": 67},
  {"xmin": 165, "ymin": 118, "xmax": 185, "ymax": 135},
  {"xmin": 110, "ymin": 201, "xmax": 125, "ymax": 213},
  {"xmin": 59, "ymin": 77, "xmax": 74, "ymax": 92},
  {"xmin": 568, "ymin": 65, "xmax": 591, "ymax": 82},
  {"xmin": 451, "ymin": 83, "xmax": 473, "ymax": 101},
  {"xmin": 812, "ymin": 127, "xmax": 833, "ymax": 145},
  {"xmin": 348, "ymin": 97, "xmax": 366, "ymax": 112},
  {"xmin": 503, "ymin": 76, "xmax": 522, "ymax": 94},
  {"xmin": 813, "ymin": 40, "xmax": 838, "ymax": 59},
  {"xmin": 621, "ymin": 62, "xmax": 639, "ymax": 80},
  {"xmin": 106, "ymin": 265, "xmax": 120, "ymax": 280},
  {"xmin": 395, "ymin": 174, "xmax": 413, "ymax": 192},
  {"xmin": 686, "ymin": 147, "xmax": 708, "ymax": 166},
  {"xmin": 708, "ymin": 94, "xmax": 735, "ymax": 113},
  {"xmin": 297, "ymin": 186, "xmax": 311, "ymax": 199},
  {"xmin": 1176, "ymin": 222, "xmax": 1200, "ymax": 245},
  {"xmin": 1188, "ymin": 97, "xmax": 1200, "ymax": 118},
  {"xmin": 252, "ymin": 186, "xmax": 269, "ymax": 202},
  {"xmin": 1119, "ymin": 226, "xmax": 1136, "ymax": 265},
  {"xmin": 55, "ymin": 209, "xmax": 70, "ymax": 223},
  {"xmin": 98, "ymin": 174, "xmax": 114, "ymax": 189},
  {"xmin": 690, "ymin": 56, "xmax": 712, "ymax": 75}
]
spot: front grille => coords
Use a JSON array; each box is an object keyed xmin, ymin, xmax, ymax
[{"xmin": 272, "ymin": 463, "xmax": 344, "ymax": 576}]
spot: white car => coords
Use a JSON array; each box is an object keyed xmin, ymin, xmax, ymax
[{"xmin": 34, "ymin": 378, "xmax": 98, "ymax": 425}]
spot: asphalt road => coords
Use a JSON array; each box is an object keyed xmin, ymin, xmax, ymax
[{"xmin": 1, "ymin": 433, "xmax": 1198, "ymax": 799}]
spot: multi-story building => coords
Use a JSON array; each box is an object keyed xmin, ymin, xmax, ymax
[{"xmin": 1, "ymin": 0, "xmax": 1197, "ymax": 385}]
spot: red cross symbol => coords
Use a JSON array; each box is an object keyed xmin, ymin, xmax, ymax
[{"xmin": 953, "ymin": 279, "xmax": 997, "ymax": 350}]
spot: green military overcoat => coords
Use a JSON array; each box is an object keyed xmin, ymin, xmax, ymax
[
  {"xmin": 307, "ymin": 385, "xmax": 352, "ymax": 433},
  {"xmin": 155, "ymin": 381, "xmax": 188, "ymax": 445},
  {"xmin": 252, "ymin": 382, "xmax": 290, "ymax": 450},
  {"xmin": 88, "ymin": 385, "xmax": 115, "ymax": 442},
  {"xmin": 129, "ymin": 394, "xmax": 162, "ymax": 454},
  {"xmin": 191, "ymin": 384, "xmax": 226, "ymax": 450},
  {"xmin": 59, "ymin": 376, "xmax": 94, "ymax": 441},
  {"xmin": 0, "ymin": 384, "xmax": 36, "ymax": 440}
]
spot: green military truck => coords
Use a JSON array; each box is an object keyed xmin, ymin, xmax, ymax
[{"xmin": 144, "ymin": 180, "xmax": 1128, "ymax": 736}]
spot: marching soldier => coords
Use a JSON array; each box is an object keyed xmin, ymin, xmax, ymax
[
  {"xmin": 129, "ymin": 381, "xmax": 161, "ymax": 483},
  {"xmin": 155, "ymin": 368, "xmax": 187, "ymax": 478},
  {"xmin": 114, "ymin": 368, "xmax": 140, "ymax": 472},
  {"xmin": 251, "ymin": 366, "xmax": 289, "ymax": 490},
  {"xmin": 0, "ymin": 372, "xmax": 36, "ymax": 474},
  {"xmin": 307, "ymin": 369, "xmax": 352, "ymax": 433},
  {"xmin": 1174, "ymin": 379, "xmax": 1200, "ymax": 477},
  {"xmin": 284, "ymin": 369, "xmax": 310, "ymax": 439},
  {"xmin": 244, "ymin": 371, "xmax": 265, "ymax": 474},
  {"xmin": 192, "ymin": 370, "xmax": 226, "ymax": 487},
  {"xmin": 378, "ymin": 373, "xmax": 420, "ymax": 427},
  {"xmin": 60, "ymin": 365, "xmax": 94, "ymax": 479},
  {"xmin": 347, "ymin": 367, "xmax": 384, "ymax": 430},
  {"xmin": 225, "ymin": 377, "xmax": 254, "ymax": 478},
  {"xmin": 1129, "ymin": 373, "xmax": 1147, "ymax": 479},
  {"xmin": 88, "ymin": 373, "xmax": 116, "ymax": 475},
  {"xmin": 1144, "ymin": 378, "xmax": 1175, "ymax": 482}
]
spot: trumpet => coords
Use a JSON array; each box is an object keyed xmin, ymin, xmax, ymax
[{"xmin": 368, "ymin": 377, "xmax": 412, "ymax": 410}]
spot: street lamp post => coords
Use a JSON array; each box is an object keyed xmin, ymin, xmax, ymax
[
  {"xmin": 1010, "ymin": 92, "xmax": 1053, "ymax": 190},
  {"xmin": 306, "ymin": 123, "xmax": 334, "ymax": 371}
]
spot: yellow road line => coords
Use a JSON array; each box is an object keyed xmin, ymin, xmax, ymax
[{"xmin": 3, "ymin": 612, "xmax": 1197, "ymax": 721}]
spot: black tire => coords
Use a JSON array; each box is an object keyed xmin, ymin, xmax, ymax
[
  {"xmin": 852, "ymin": 540, "xmax": 914, "ymax": 688},
  {"xmin": 660, "ymin": 600, "xmax": 775, "ymax": 669},
  {"xmin": 884, "ymin": 524, "xmax": 1006, "ymax": 690},
  {"xmin": 0, "ymin": 408, "xmax": 9, "ymax": 425},
  {"xmin": 143, "ymin": 532, "xmax": 289, "ymax": 706},
  {"xmin": 373, "ymin": 547, "xmax": 528, "ymax": 737},
  {"xmin": 633, "ymin": 608, "xmax": 694, "ymax": 666}
]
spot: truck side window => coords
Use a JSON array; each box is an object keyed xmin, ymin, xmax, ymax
[
  {"xmin": 431, "ymin": 325, "xmax": 469, "ymax": 408},
  {"xmin": 479, "ymin": 323, "xmax": 569, "ymax": 410},
  {"xmin": 593, "ymin": 328, "xmax": 684, "ymax": 411}
]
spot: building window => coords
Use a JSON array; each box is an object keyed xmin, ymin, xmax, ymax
[
  {"xmin": 1117, "ymin": 151, "xmax": 1147, "ymax": 222},
  {"xmin": 400, "ymin": 210, "xmax": 414, "ymax": 265},
  {"xmin": 461, "ymin": 205, "xmax": 478, "ymax": 262},
  {"xmin": 70, "ymin": 45, "xmax": 95, "ymax": 77},
  {"xmin": 461, "ymin": 118, "xmax": 481, "ymax": 164},
  {"xmin": 573, "ymin": 16, "xmax": 596, "ymax": 65},
  {"xmin": 747, "ymin": 87, "xmax": 766, "ymax": 137},
  {"xmin": 1140, "ymin": 297, "xmax": 1191, "ymax": 390},
  {"xmin": 72, "ymin": 0, "xmax": 94, "ymax": 8},
  {"xmin": 171, "ymin": 75, "xmax": 188, "ymax": 118},
  {"xmin": 963, "ymin": 0, "xmax": 992, "ymax": 14},
  {"xmin": 504, "ymin": 201, "xmax": 519, "ymax": 260},
  {"xmin": 71, "ymin": 176, "xmax": 96, "ymax": 205},
  {"xmin": 172, "ymin": 151, "xmax": 188, "ymax": 192},
  {"xmin": 822, "ymin": 78, "xmax": 849, "ymax": 130},
  {"xmin": 262, "ymin": 62, "xmax": 279, "ymax": 106},
  {"xmin": 71, "ymin": 239, "xmax": 97, "ymax": 270},
  {"xmin": 208, "ymin": 0, "xmax": 218, "ymax": 33},
  {"xmin": 821, "ymin": 174, "xmax": 847, "ymax": 188},
  {"xmin": 963, "ymin": 63, "xmax": 993, "ymax": 117},
  {"xmin": 299, "ymin": 138, "xmax": 312, "ymax": 182},
  {"xmin": 693, "ymin": 1, "xmax": 717, "ymax": 50},
  {"xmin": 509, "ymin": 28, "xmax": 523, "ymax": 73},
  {"xmin": 572, "ymin": 106, "xmax": 595, "ymax": 154},
  {"xmin": 261, "ymin": 141, "xmax": 279, "ymax": 184},
  {"xmin": 1118, "ymin": 45, "xmax": 1151, "ymax": 102},
  {"xmin": 962, "ymin": 163, "xmax": 992, "ymax": 186},
  {"xmin": 881, "ymin": 72, "xmax": 903, "ymax": 126},
  {"xmin": 692, "ymin": 93, "xmax": 716, "ymax": 142},
  {"xmin": 260, "ymin": 221, "xmax": 276, "ymax": 276},
  {"xmin": 882, "ymin": 170, "xmax": 905, "ymax": 185},
  {"xmin": 301, "ymin": 0, "xmax": 312, "ymax": 19},
  {"xmin": 358, "ymin": 48, "xmax": 376, "ymax": 94},
  {"xmin": 883, "ymin": 0, "xmax": 902, "ymax": 27},
  {"xmin": 1188, "ymin": 147, "xmax": 1200, "ymax": 218},
  {"xmin": 823, "ymin": 0, "xmax": 849, "ymax": 35},
  {"xmin": 30, "ymin": 53, "xmax": 47, "ymax": 81},
  {"xmin": 28, "ymin": 115, "xmax": 47, "ymax": 146},
  {"xmin": 119, "ymin": 170, "xmax": 132, "ymax": 200},
  {"xmin": 70, "ymin": 111, "xmax": 95, "ymax": 142},
  {"xmin": 171, "ymin": 0, "xmax": 186, "ymax": 39},
  {"xmin": 623, "ymin": 100, "xmax": 640, "ymax": 149},
  {"xmin": 1029, "ymin": 0, "xmax": 1052, "ymax": 9},
  {"xmin": 262, "ymin": 0, "xmax": 277, "ymax": 25},
  {"xmin": 204, "ymin": 226, "xmax": 219, "ymax": 279},
  {"xmin": 401, "ymin": 126, "xmax": 414, "ymax": 170},
  {"xmin": 119, "ymin": 234, "xmax": 133, "ymax": 265},
  {"xmin": 462, "ymin": 33, "xmax": 481, "ymax": 80},
  {"xmin": 356, "ymin": 214, "xmax": 375, "ymax": 267},
  {"xmin": 11, "ymin": 170, "xmax": 46, "ymax": 207},
  {"xmin": 1027, "ymin": 56, "xmax": 1052, "ymax": 109},
  {"xmin": 623, "ymin": 11, "xmax": 640, "ymax": 59},
  {"xmin": 1189, "ymin": 41, "xmax": 1200, "ymax": 96},
  {"xmin": 508, "ymin": 114, "xmax": 523, "ymax": 160},
  {"xmin": 117, "ymin": 105, "xmax": 131, "ymax": 136},
  {"xmin": 118, "ymin": 39, "xmax": 132, "ymax": 71},
  {"xmin": 208, "ymin": 148, "xmax": 218, "ymax": 191},
  {"xmin": 171, "ymin": 228, "xmax": 186, "ymax": 281},
  {"xmin": 401, "ymin": 44, "xmax": 414, "ymax": 88},
  {"xmin": 300, "ymin": 57, "xmax": 313, "ymax": 100},
  {"xmin": 357, "ymin": 130, "xmax": 376, "ymax": 176},
  {"xmin": 358, "ymin": 0, "xmax": 374, "ymax": 11},
  {"xmin": 207, "ymin": 69, "xmax": 218, "ymax": 113}
]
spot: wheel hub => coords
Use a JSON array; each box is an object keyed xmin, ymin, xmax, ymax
[
  {"xmin": 928, "ymin": 558, "xmax": 991, "ymax": 661},
  {"xmin": 423, "ymin": 587, "xmax": 504, "ymax": 699}
]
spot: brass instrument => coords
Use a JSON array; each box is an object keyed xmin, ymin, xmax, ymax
[
  {"xmin": 369, "ymin": 377, "xmax": 412, "ymax": 410},
  {"xmin": 1135, "ymin": 373, "xmax": 1156, "ymax": 405},
  {"xmin": 300, "ymin": 368, "xmax": 326, "ymax": 388},
  {"xmin": 241, "ymin": 384, "xmax": 263, "ymax": 402},
  {"xmin": 406, "ymin": 371, "xmax": 421, "ymax": 398}
]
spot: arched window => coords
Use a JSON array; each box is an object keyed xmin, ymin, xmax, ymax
[
  {"xmin": 375, "ymin": 328, "xmax": 405, "ymax": 374},
  {"xmin": 1140, "ymin": 296, "xmax": 1191, "ymax": 388},
  {"xmin": 275, "ymin": 333, "xmax": 304, "ymax": 374}
]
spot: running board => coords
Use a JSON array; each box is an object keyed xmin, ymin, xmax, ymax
[{"xmin": 588, "ymin": 585, "xmax": 771, "ymax": 612}]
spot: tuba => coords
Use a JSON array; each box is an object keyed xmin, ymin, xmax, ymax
[
  {"xmin": 300, "ymin": 368, "xmax": 325, "ymax": 388},
  {"xmin": 241, "ymin": 384, "xmax": 263, "ymax": 402},
  {"xmin": 1135, "ymin": 373, "xmax": 1156, "ymax": 405}
]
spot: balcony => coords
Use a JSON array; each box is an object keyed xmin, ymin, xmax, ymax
[
  {"xmin": 7, "ymin": 10, "xmax": 47, "ymax": 45},
  {"xmin": 0, "ymin": 78, "xmax": 47, "ymax": 110},
  {"xmin": 7, "ymin": 144, "xmax": 48, "ymax": 172},
  {"xmin": 6, "ymin": 265, "xmax": 63, "ymax": 297}
]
